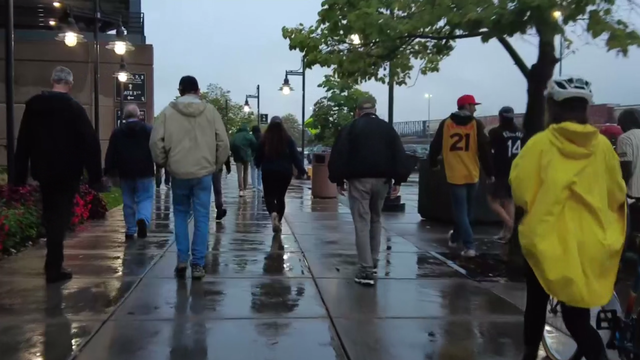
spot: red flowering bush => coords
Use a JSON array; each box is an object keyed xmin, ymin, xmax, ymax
[{"xmin": 0, "ymin": 184, "xmax": 109, "ymax": 256}]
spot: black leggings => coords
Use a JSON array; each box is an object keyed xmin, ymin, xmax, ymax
[
  {"xmin": 262, "ymin": 170, "xmax": 292, "ymax": 221},
  {"xmin": 523, "ymin": 262, "xmax": 607, "ymax": 360}
]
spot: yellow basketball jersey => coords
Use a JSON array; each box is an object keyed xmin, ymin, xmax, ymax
[{"xmin": 442, "ymin": 118, "xmax": 480, "ymax": 184}]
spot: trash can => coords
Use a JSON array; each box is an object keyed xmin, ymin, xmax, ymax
[
  {"xmin": 417, "ymin": 158, "xmax": 500, "ymax": 224},
  {"xmin": 311, "ymin": 152, "xmax": 337, "ymax": 199}
]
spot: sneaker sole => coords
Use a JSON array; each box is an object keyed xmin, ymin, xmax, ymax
[{"xmin": 354, "ymin": 278, "xmax": 375, "ymax": 285}]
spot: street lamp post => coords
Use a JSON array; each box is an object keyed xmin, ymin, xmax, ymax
[
  {"xmin": 424, "ymin": 93, "xmax": 432, "ymax": 121},
  {"xmin": 93, "ymin": 0, "xmax": 100, "ymax": 139},
  {"xmin": 244, "ymin": 85, "xmax": 260, "ymax": 125},
  {"xmin": 116, "ymin": 57, "xmax": 131, "ymax": 125},
  {"xmin": 4, "ymin": 0, "xmax": 15, "ymax": 184},
  {"xmin": 280, "ymin": 57, "xmax": 306, "ymax": 155}
]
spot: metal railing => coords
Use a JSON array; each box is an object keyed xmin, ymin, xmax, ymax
[{"xmin": 394, "ymin": 120, "xmax": 440, "ymax": 138}]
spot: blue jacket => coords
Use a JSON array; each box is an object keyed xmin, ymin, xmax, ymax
[{"xmin": 254, "ymin": 137, "xmax": 306, "ymax": 176}]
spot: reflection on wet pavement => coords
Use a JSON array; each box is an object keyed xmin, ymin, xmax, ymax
[{"xmin": 1, "ymin": 175, "xmax": 545, "ymax": 359}]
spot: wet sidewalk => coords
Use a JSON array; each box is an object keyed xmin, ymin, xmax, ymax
[{"xmin": 0, "ymin": 174, "xmax": 531, "ymax": 360}]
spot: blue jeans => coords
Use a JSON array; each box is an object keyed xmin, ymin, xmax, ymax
[
  {"xmin": 450, "ymin": 183, "xmax": 478, "ymax": 250},
  {"xmin": 172, "ymin": 175, "xmax": 213, "ymax": 266},
  {"xmin": 120, "ymin": 178, "xmax": 155, "ymax": 235},
  {"xmin": 250, "ymin": 162, "xmax": 262, "ymax": 189}
]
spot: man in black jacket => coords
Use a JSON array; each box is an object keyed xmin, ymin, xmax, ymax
[
  {"xmin": 328, "ymin": 97, "xmax": 410, "ymax": 286},
  {"xmin": 105, "ymin": 104, "xmax": 155, "ymax": 240},
  {"xmin": 14, "ymin": 66, "xmax": 103, "ymax": 283}
]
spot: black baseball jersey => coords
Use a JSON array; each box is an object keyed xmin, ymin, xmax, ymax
[{"xmin": 488, "ymin": 124, "xmax": 524, "ymax": 178}]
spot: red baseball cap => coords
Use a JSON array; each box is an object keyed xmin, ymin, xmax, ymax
[
  {"xmin": 598, "ymin": 124, "xmax": 623, "ymax": 140},
  {"xmin": 457, "ymin": 94, "xmax": 481, "ymax": 108}
]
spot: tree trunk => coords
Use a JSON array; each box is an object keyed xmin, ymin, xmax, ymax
[{"xmin": 499, "ymin": 28, "xmax": 558, "ymax": 272}]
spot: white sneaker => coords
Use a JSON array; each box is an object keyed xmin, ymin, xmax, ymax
[
  {"xmin": 239, "ymin": 190, "xmax": 245, "ymax": 197},
  {"xmin": 271, "ymin": 213, "xmax": 282, "ymax": 233},
  {"xmin": 447, "ymin": 230, "xmax": 456, "ymax": 248},
  {"xmin": 461, "ymin": 249, "xmax": 477, "ymax": 258}
]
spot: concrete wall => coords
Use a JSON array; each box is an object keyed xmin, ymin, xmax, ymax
[{"xmin": 0, "ymin": 38, "xmax": 154, "ymax": 165}]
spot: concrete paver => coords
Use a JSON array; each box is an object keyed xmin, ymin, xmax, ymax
[{"xmin": 0, "ymin": 173, "xmax": 540, "ymax": 359}]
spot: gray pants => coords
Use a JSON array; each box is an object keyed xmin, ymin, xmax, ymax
[
  {"xmin": 348, "ymin": 178, "xmax": 388, "ymax": 269},
  {"xmin": 236, "ymin": 162, "xmax": 249, "ymax": 191}
]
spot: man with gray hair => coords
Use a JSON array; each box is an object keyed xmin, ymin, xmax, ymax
[
  {"xmin": 15, "ymin": 66, "xmax": 103, "ymax": 283},
  {"xmin": 105, "ymin": 103, "xmax": 155, "ymax": 240},
  {"xmin": 328, "ymin": 96, "xmax": 411, "ymax": 286}
]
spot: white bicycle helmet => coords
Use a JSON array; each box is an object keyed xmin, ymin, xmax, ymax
[{"xmin": 545, "ymin": 76, "xmax": 594, "ymax": 103}]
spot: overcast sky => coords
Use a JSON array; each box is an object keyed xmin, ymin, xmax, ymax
[{"xmin": 143, "ymin": 0, "xmax": 640, "ymax": 122}]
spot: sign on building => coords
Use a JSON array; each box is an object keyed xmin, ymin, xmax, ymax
[
  {"xmin": 260, "ymin": 113, "xmax": 269, "ymax": 125},
  {"xmin": 115, "ymin": 109, "xmax": 147, "ymax": 128},
  {"xmin": 115, "ymin": 73, "xmax": 147, "ymax": 102}
]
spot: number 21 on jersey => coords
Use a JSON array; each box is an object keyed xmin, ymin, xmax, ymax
[{"xmin": 449, "ymin": 133, "xmax": 471, "ymax": 152}]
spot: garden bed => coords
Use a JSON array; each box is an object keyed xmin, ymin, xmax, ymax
[{"xmin": 0, "ymin": 184, "xmax": 108, "ymax": 257}]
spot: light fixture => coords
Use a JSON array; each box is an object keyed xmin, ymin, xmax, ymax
[
  {"xmin": 553, "ymin": 10, "xmax": 562, "ymax": 19},
  {"xmin": 106, "ymin": 22, "xmax": 135, "ymax": 55},
  {"xmin": 49, "ymin": 19, "xmax": 57, "ymax": 26},
  {"xmin": 424, "ymin": 93, "xmax": 432, "ymax": 98},
  {"xmin": 279, "ymin": 76, "xmax": 293, "ymax": 95},
  {"xmin": 55, "ymin": 16, "xmax": 86, "ymax": 47},
  {"xmin": 243, "ymin": 99, "xmax": 251, "ymax": 112},
  {"xmin": 53, "ymin": 1, "xmax": 62, "ymax": 8},
  {"xmin": 115, "ymin": 58, "xmax": 131, "ymax": 83}
]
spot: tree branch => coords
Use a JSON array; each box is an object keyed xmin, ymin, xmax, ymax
[
  {"xmin": 414, "ymin": 31, "xmax": 489, "ymax": 40},
  {"xmin": 497, "ymin": 37, "xmax": 530, "ymax": 77}
]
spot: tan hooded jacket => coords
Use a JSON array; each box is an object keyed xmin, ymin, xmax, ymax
[{"xmin": 150, "ymin": 95, "xmax": 230, "ymax": 179}]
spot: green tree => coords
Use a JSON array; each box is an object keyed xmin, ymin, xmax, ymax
[
  {"xmin": 198, "ymin": 83, "xmax": 257, "ymax": 134},
  {"xmin": 283, "ymin": 0, "xmax": 640, "ymax": 139},
  {"xmin": 281, "ymin": 113, "xmax": 303, "ymax": 145},
  {"xmin": 283, "ymin": 1, "xmax": 639, "ymax": 267},
  {"xmin": 306, "ymin": 75, "xmax": 376, "ymax": 146}
]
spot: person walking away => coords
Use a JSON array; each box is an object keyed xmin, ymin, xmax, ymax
[
  {"xmin": 510, "ymin": 76, "xmax": 626, "ymax": 360},
  {"xmin": 616, "ymin": 108, "xmax": 640, "ymax": 313},
  {"xmin": 212, "ymin": 156, "xmax": 232, "ymax": 222},
  {"xmin": 230, "ymin": 124, "xmax": 257, "ymax": 197},
  {"xmin": 250, "ymin": 125, "xmax": 263, "ymax": 191},
  {"xmin": 254, "ymin": 116, "xmax": 307, "ymax": 234},
  {"xmin": 427, "ymin": 94, "xmax": 494, "ymax": 257},
  {"xmin": 155, "ymin": 165, "xmax": 171, "ymax": 189},
  {"xmin": 487, "ymin": 106, "xmax": 523, "ymax": 241},
  {"xmin": 14, "ymin": 66, "xmax": 103, "ymax": 283},
  {"xmin": 105, "ymin": 104, "xmax": 155, "ymax": 240},
  {"xmin": 151, "ymin": 75, "xmax": 230, "ymax": 279},
  {"xmin": 328, "ymin": 97, "xmax": 412, "ymax": 286}
]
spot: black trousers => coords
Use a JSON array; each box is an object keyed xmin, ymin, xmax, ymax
[
  {"xmin": 155, "ymin": 166, "xmax": 171, "ymax": 187},
  {"xmin": 211, "ymin": 170, "xmax": 224, "ymax": 211},
  {"xmin": 40, "ymin": 182, "xmax": 78, "ymax": 272},
  {"xmin": 262, "ymin": 170, "xmax": 292, "ymax": 221},
  {"xmin": 523, "ymin": 261, "xmax": 607, "ymax": 360}
]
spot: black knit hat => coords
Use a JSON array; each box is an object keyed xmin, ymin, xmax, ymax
[{"xmin": 178, "ymin": 75, "xmax": 199, "ymax": 94}]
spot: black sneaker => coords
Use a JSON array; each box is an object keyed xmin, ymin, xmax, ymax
[
  {"xmin": 354, "ymin": 269, "xmax": 375, "ymax": 286},
  {"xmin": 191, "ymin": 264, "xmax": 206, "ymax": 280},
  {"xmin": 215, "ymin": 208, "xmax": 227, "ymax": 222},
  {"xmin": 174, "ymin": 263, "xmax": 188, "ymax": 279},
  {"xmin": 136, "ymin": 219, "xmax": 147, "ymax": 239},
  {"xmin": 125, "ymin": 233, "xmax": 135, "ymax": 241},
  {"xmin": 46, "ymin": 267, "xmax": 73, "ymax": 284}
]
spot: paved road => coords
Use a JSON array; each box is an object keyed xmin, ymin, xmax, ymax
[{"xmin": 0, "ymin": 173, "xmax": 549, "ymax": 359}]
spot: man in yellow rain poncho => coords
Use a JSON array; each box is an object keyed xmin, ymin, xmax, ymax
[{"xmin": 510, "ymin": 76, "xmax": 627, "ymax": 360}]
